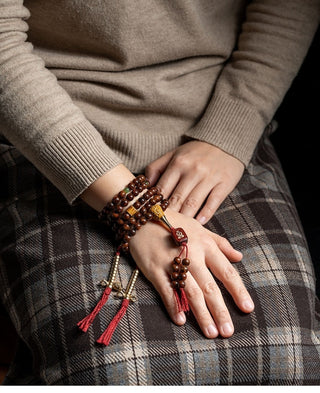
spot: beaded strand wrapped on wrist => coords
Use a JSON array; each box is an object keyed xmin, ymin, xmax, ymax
[{"xmin": 77, "ymin": 174, "xmax": 190, "ymax": 345}]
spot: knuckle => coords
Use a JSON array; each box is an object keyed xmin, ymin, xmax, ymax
[
  {"xmin": 186, "ymin": 285, "xmax": 202, "ymax": 300},
  {"xmin": 173, "ymin": 154, "xmax": 188, "ymax": 167},
  {"xmin": 223, "ymin": 265, "xmax": 238, "ymax": 282},
  {"xmin": 203, "ymin": 281, "xmax": 218, "ymax": 296},
  {"xmin": 170, "ymin": 193, "xmax": 183, "ymax": 205},
  {"xmin": 184, "ymin": 197, "xmax": 198, "ymax": 209},
  {"xmin": 219, "ymin": 237, "xmax": 230, "ymax": 249},
  {"xmin": 237, "ymin": 286, "xmax": 248, "ymax": 298},
  {"xmin": 194, "ymin": 161, "xmax": 206, "ymax": 173},
  {"xmin": 197, "ymin": 310, "xmax": 212, "ymax": 325},
  {"xmin": 215, "ymin": 308, "xmax": 229, "ymax": 321},
  {"xmin": 202, "ymin": 204, "xmax": 215, "ymax": 215}
]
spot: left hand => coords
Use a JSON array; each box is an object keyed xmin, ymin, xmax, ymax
[{"xmin": 145, "ymin": 141, "xmax": 245, "ymax": 224}]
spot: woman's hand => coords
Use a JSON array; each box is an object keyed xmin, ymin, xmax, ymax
[
  {"xmin": 129, "ymin": 208, "xmax": 254, "ymax": 338},
  {"xmin": 145, "ymin": 141, "xmax": 245, "ymax": 224}
]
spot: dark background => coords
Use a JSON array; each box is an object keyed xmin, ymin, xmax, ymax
[{"xmin": 271, "ymin": 27, "xmax": 320, "ymax": 298}]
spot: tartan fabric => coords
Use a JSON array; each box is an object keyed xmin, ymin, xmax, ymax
[{"xmin": 0, "ymin": 132, "xmax": 319, "ymax": 385}]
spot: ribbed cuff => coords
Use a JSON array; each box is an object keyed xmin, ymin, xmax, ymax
[
  {"xmin": 38, "ymin": 121, "xmax": 122, "ymax": 204},
  {"xmin": 184, "ymin": 94, "xmax": 266, "ymax": 166}
]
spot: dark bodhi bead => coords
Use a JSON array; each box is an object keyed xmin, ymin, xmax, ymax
[
  {"xmin": 116, "ymin": 205, "xmax": 123, "ymax": 213},
  {"xmin": 123, "ymin": 234, "xmax": 131, "ymax": 242},
  {"xmin": 172, "ymin": 263, "xmax": 180, "ymax": 272},
  {"xmin": 174, "ymin": 257, "xmax": 181, "ymax": 264},
  {"xmin": 172, "ymin": 281, "xmax": 180, "ymax": 289},
  {"xmin": 144, "ymin": 202, "xmax": 151, "ymax": 210},
  {"xmin": 179, "ymin": 280, "xmax": 186, "ymax": 288},
  {"xmin": 137, "ymin": 174, "xmax": 146, "ymax": 181},
  {"xmin": 171, "ymin": 272, "xmax": 179, "ymax": 280},
  {"xmin": 126, "ymin": 193, "xmax": 134, "ymax": 201},
  {"xmin": 123, "ymin": 223, "xmax": 130, "ymax": 231},
  {"xmin": 135, "ymin": 222, "xmax": 142, "ymax": 230},
  {"xmin": 121, "ymin": 199, "xmax": 128, "ymax": 207},
  {"xmin": 129, "ymin": 228, "xmax": 136, "ymax": 236},
  {"xmin": 122, "ymin": 212, "xmax": 130, "ymax": 220},
  {"xmin": 133, "ymin": 189, "xmax": 140, "ymax": 196},
  {"xmin": 140, "ymin": 217, "xmax": 147, "ymax": 225},
  {"xmin": 134, "ymin": 212, "xmax": 142, "ymax": 219},
  {"xmin": 150, "ymin": 187, "xmax": 158, "ymax": 194},
  {"xmin": 133, "ymin": 201, "xmax": 141, "ymax": 209},
  {"xmin": 140, "ymin": 206, "xmax": 147, "ymax": 215},
  {"xmin": 182, "ymin": 258, "xmax": 190, "ymax": 266},
  {"xmin": 180, "ymin": 273, "xmax": 187, "ymax": 280},
  {"xmin": 180, "ymin": 266, "xmax": 188, "ymax": 273},
  {"xmin": 118, "ymin": 190, "xmax": 126, "ymax": 199},
  {"xmin": 112, "ymin": 196, "xmax": 120, "ymax": 204},
  {"xmin": 145, "ymin": 212, "xmax": 152, "ymax": 220}
]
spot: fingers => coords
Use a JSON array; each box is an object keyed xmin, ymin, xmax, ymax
[
  {"xmin": 165, "ymin": 174, "xmax": 203, "ymax": 213},
  {"xmin": 206, "ymin": 231, "xmax": 243, "ymax": 262},
  {"xmin": 185, "ymin": 273, "xmax": 230, "ymax": 338},
  {"xmin": 178, "ymin": 180, "xmax": 212, "ymax": 217},
  {"xmin": 145, "ymin": 151, "xmax": 174, "ymax": 186},
  {"xmin": 186, "ymin": 248, "xmax": 254, "ymax": 338},
  {"xmin": 146, "ymin": 269, "xmax": 187, "ymax": 326},
  {"xmin": 205, "ymin": 248, "xmax": 254, "ymax": 314},
  {"xmin": 195, "ymin": 183, "xmax": 229, "ymax": 225}
]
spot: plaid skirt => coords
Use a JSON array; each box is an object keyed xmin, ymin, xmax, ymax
[{"xmin": 0, "ymin": 131, "xmax": 319, "ymax": 385}]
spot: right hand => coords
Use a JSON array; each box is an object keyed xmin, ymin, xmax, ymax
[{"xmin": 129, "ymin": 208, "xmax": 254, "ymax": 338}]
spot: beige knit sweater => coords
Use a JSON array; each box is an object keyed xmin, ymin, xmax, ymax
[{"xmin": 0, "ymin": 0, "xmax": 319, "ymax": 203}]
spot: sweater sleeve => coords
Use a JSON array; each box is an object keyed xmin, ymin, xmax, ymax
[
  {"xmin": 184, "ymin": 0, "xmax": 320, "ymax": 166},
  {"xmin": 0, "ymin": 0, "xmax": 122, "ymax": 204}
]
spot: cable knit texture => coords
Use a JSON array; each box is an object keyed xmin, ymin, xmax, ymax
[{"xmin": 0, "ymin": 0, "xmax": 319, "ymax": 203}]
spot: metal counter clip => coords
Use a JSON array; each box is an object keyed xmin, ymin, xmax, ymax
[
  {"xmin": 99, "ymin": 253, "xmax": 122, "ymax": 292},
  {"xmin": 115, "ymin": 268, "xmax": 139, "ymax": 303}
]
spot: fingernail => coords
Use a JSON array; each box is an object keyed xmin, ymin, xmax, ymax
[
  {"xmin": 221, "ymin": 323, "xmax": 233, "ymax": 336},
  {"xmin": 176, "ymin": 313, "xmax": 186, "ymax": 324},
  {"xmin": 197, "ymin": 216, "xmax": 206, "ymax": 225},
  {"xmin": 243, "ymin": 299, "xmax": 254, "ymax": 312},
  {"xmin": 207, "ymin": 324, "xmax": 218, "ymax": 337}
]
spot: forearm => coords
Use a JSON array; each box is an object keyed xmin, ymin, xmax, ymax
[
  {"xmin": 0, "ymin": 0, "xmax": 122, "ymax": 204},
  {"xmin": 185, "ymin": 0, "xmax": 320, "ymax": 166}
]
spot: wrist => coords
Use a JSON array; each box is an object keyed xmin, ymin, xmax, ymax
[{"xmin": 80, "ymin": 164, "xmax": 135, "ymax": 211}]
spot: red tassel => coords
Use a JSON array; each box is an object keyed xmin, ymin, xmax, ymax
[
  {"xmin": 180, "ymin": 288, "xmax": 189, "ymax": 313},
  {"xmin": 77, "ymin": 286, "xmax": 112, "ymax": 333},
  {"xmin": 96, "ymin": 298, "xmax": 130, "ymax": 346},
  {"xmin": 174, "ymin": 289, "xmax": 182, "ymax": 313}
]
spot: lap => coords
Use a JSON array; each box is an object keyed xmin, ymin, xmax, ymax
[{"xmin": 0, "ymin": 134, "xmax": 319, "ymax": 385}]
